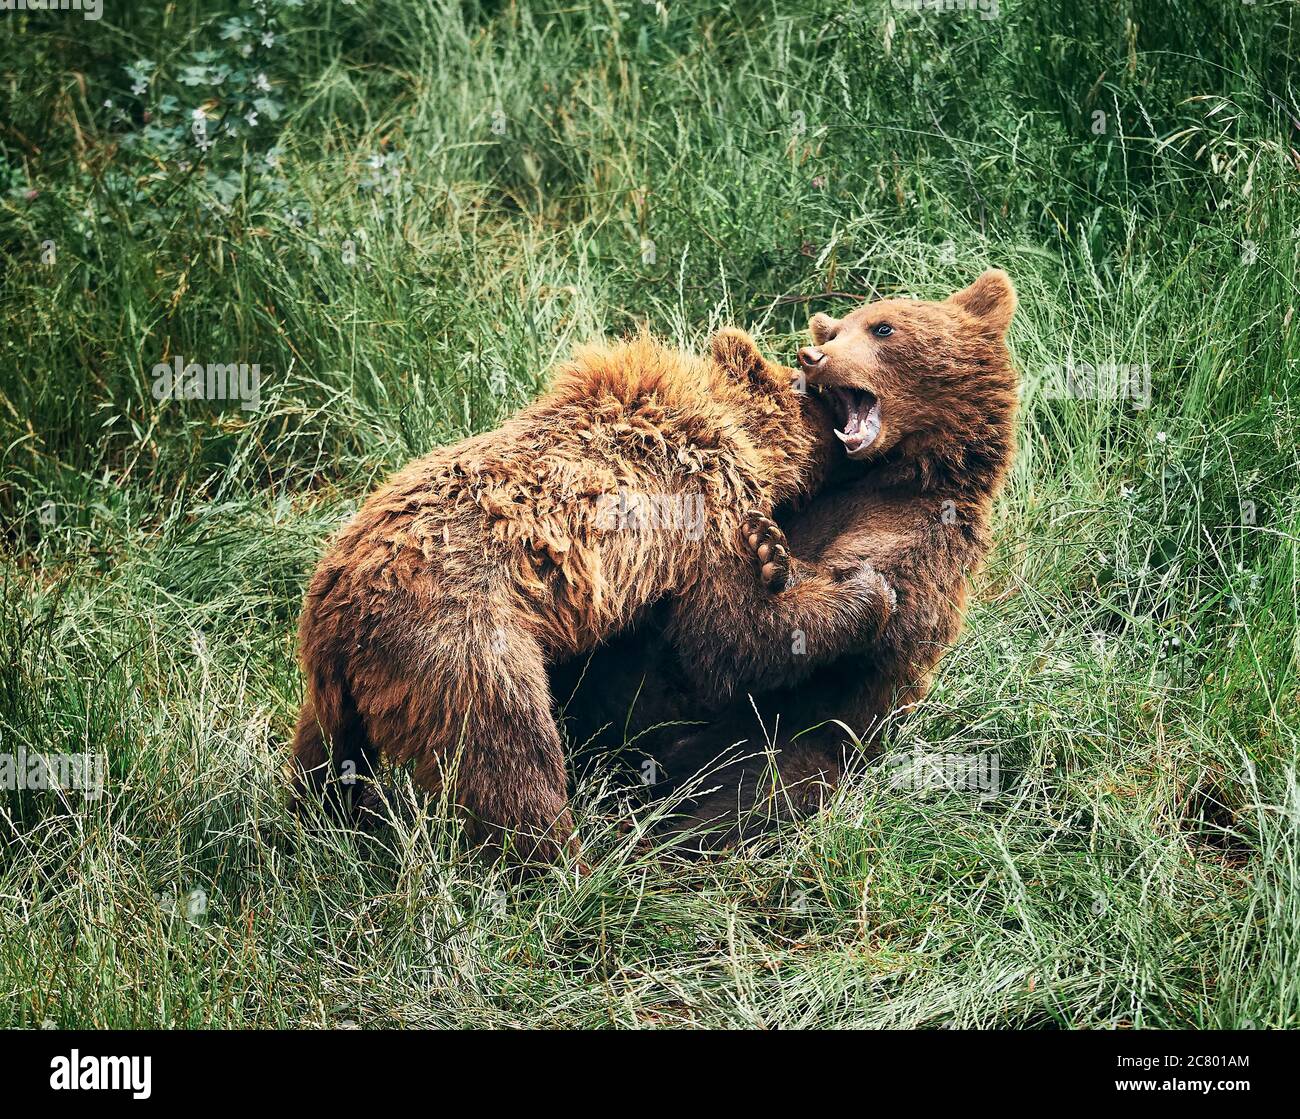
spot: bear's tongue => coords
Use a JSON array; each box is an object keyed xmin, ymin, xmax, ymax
[{"xmin": 831, "ymin": 389, "xmax": 881, "ymax": 459}]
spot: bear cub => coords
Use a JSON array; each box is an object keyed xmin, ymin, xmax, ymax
[{"xmin": 556, "ymin": 270, "xmax": 1021, "ymax": 844}]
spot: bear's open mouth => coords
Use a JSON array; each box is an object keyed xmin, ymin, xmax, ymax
[{"xmin": 819, "ymin": 386, "xmax": 881, "ymax": 458}]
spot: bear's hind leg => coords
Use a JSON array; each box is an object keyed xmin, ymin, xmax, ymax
[
  {"xmin": 377, "ymin": 630, "xmax": 580, "ymax": 869},
  {"xmin": 437, "ymin": 710, "xmax": 578, "ymax": 869},
  {"xmin": 290, "ymin": 690, "xmax": 380, "ymax": 825},
  {"xmin": 655, "ymin": 726, "xmax": 844, "ymax": 851}
]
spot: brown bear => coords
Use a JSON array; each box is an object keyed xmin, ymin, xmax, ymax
[
  {"xmin": 552, "ymin": 270, "xmax": 1020, "ymax": 844},
  {"xmin": 290, "ymin": 329, "xmax": 889, "ymax": 864}
]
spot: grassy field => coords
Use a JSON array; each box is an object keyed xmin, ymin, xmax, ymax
[{"xmin": 1, "ymin": 0, "xmax": 1297, "ymax": 1029}]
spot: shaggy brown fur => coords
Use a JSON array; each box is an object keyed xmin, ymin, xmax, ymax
[
  {"xmin": 553, "ymin": 270, "xmax": 1020, "ymax": 844},
  {"xmin": 290, "ymin": 330, "xmax": 888, "ymax": 864}
]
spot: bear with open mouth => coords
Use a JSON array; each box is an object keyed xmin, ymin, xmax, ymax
[{"xmin": 554, "ymin": 270, "xmax": 1020, "ymax": 845}]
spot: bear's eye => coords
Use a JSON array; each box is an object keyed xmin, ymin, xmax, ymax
[{"xmin": 872, "ymin": 323, "xmax": 894, "ymax": 338}]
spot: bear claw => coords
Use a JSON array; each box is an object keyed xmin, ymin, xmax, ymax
[{"xmin": 740, "ymin": 510, "xmax": 790, "ymax": 591}]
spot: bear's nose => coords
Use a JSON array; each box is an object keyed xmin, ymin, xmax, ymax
[{"xmin": 797, "ymin": 346, "xmax": 826, "ymax": 370}]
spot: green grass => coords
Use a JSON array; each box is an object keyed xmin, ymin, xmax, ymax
[{"xmin": 1, "ymin": 0, "xmax": 1297, "ymax": 1028}]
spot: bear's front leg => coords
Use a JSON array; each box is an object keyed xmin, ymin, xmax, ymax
[
  {"xmin": 667, "ymin": 519, "xmax": 894, "ymax": 702},
  {"xmin": 739, "ymin": 510, "xmax": 791, "ymax": 591},
  {"xmin": 740, "ymin": 507, "xmax": 895, "ymax": 612}
]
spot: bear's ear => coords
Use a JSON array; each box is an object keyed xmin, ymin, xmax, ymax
[
  {"xmin": 710, "ymin": 328, "xmax": 775, "ymax": 386},
  {"xmin": 710, "ymin": 328, "xmax": 795, "ymax": 395},
  {"xmin": 809, "ymin": 312, "xmax": 837, "ymax": 345},
  {"xmin": 949, "ymin": 269, "xmax": 1017, "ymax": 334}
]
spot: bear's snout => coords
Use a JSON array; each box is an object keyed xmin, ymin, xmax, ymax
[{"xmin": 797, "ymin": 346, "xmax": 827, "ymax": 370}]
